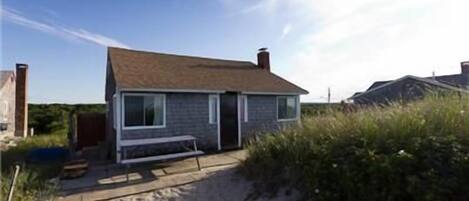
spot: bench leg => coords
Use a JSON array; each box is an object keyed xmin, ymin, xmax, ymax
[
  {"xmin": 125, "ymin": 164, "xmax": 130, "ymax": 183},
  {"xmin": 196, "ymin": 156, "xmax": 201, "ymax": 171}
]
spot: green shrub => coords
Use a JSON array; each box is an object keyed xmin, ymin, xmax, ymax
[
  {"xmin": 28, "ymin": 103, "xmax": 105, "ymax": 134},
  {"xmin": 244, "ymin": 94, "xmax": 469, "ymax": 201}
]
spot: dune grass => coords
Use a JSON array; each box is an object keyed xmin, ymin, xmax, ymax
[
  {"xmin": 243, "ymin": 94, "xmax": 469, "ymax": 201},
  {"xmin": 1, "ymin": 130, "xmax": 67, "ymax": 201}
]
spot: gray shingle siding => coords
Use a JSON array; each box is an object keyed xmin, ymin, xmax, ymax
[
  {"xmin": 116, "ymin": 93, "xmax": 299, "ymax": 159},
  {"xmin": 464, "ymin": 74, "xmax": 469, "ymax": 89},
  {"xmin": 121, "ymin": 93, "xmax": 218, "ymax": 149},
  {"xmin": 241, "ymin": 95, "xmax": 298, "ymax": 140}
]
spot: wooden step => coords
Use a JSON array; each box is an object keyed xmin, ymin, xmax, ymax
[{"xmin": 63, "ymin": 163, "xmax": 88, "ymax": 170}]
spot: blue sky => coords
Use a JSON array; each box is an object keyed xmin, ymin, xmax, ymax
[{"xmin": 2, "ymin": 0, "xmax": 469, "ymax": 103}]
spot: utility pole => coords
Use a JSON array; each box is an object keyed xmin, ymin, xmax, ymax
[{"xmin": 327, "ymin": 87, "xmax": 331, "ymax": 104}]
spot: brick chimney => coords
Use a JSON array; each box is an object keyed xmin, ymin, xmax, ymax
[
  {"xmin": 257, "ymin": 48, "xmax": 270, "ymax": 71},
  {"xmin": 462, "ymin": 61, "xmax": 469, "ymax": 74},
  {"xmin": 15, "ymin": 64, "xmax": 28, "ymax": 137}
]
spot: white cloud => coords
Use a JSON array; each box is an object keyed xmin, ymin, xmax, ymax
[
  {"xmin": 1, "ymin": 7, "xmax": 129, "ymax": 48},
  {"xmin": 63, "ymin": 28, "xmax": 129, "ymax": 48},
  {"xmin": 280, "ymin": 24, "xmax": 292, "ymax": 39},
  {"xmin": 240, "ymin": 0, "xmax": 279, "ymax": 15},
  {"xmin": 232, "ymin": 0, "xmax": 469, "ymax": 102}
]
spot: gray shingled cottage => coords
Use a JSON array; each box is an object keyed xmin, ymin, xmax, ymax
[
  {"xmin": 105, "ymin": 47, "xmax": 308, "ymax": 163},
  {"xmin": 350, "ymin": 62, "xmax": 469, "ymax": 105}
]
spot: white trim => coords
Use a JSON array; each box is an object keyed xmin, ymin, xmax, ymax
[
  {"xmin": 112, "ymin": 94, "xmax": 117, "ymax": 129},
  {"xmin": 120, "ymin": 88, "xmax": 225, "ymax": 94},
  {"xmin": 208, "ymin": 95, "xmax": 218, "ymax": 124},
  {"xmin": 119, "ymin": 88, "xmax": 306, "ymax": 95},
  {"xmin": 242, "ymin": 91, "xmax": 304, "ymax": 95},
  {"xmin": 237, "ymin": 94, "xmax": 242, "ymax": 147},
  {"xmin": 121, "ymin": 93, "xmax": 166, "ymax": 130},
  {"xmin": 116, "ymin": 90, "xmax": 122, "ymax": 163},
  {"xmin": 216, "ymin": 94, "xmax": 221, "ymax": 151},
  {"xmin": 276, "ymin": 95, "xmax": 300, "ymax": 122}
]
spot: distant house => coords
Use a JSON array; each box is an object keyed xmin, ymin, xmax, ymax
[
  {"xmin": 105, "ymin": 47, "xmax": 308, "ymax": 163},
  {"xmin": 0, "ymin": 64, "xmax": 29, "ymax": 138},
  {"xmin": 350, "ymin": 62, "xmax": 469, "ymax": 104}
]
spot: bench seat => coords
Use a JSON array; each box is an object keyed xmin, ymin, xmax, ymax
[
  {"xmin": 120, "ymin": 135, "xmax": 196, "ymax": 147},
  {"xmin": 121, "ymin": 150, "xmax": 204, "ymax": 164}
]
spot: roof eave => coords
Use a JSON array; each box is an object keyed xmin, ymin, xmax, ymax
[{"xmin": 117, "ymin": 86, "xmax": 308, "ymax": 95}]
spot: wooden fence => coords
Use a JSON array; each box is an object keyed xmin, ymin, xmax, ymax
[{"xmin": 76, "ymin": 113, "xmax": 105, "ymax": 150}]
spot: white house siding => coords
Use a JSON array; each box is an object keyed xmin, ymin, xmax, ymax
[{"xmin": 0, "ymin": 72, "xmax": 15, "ymax": 137}]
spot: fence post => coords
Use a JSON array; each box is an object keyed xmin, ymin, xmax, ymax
[
  {"xmin": 68, "ymin": 111, "xmax": 76, "ymax": 158},
  {"xmin": 7, "ymin": 165, "xmax": 21, "ymax": 201}
]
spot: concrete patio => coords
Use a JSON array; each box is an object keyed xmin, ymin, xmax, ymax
[{"xmin": 58, "ymin": 150, "xmax": 246, "ymax": 201}]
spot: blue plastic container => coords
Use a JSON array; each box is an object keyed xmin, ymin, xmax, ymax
[{"xmin": 27, "ymin": 147, "xmax": 69, "ymax": 163}]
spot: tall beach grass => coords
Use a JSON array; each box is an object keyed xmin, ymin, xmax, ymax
[
  {"xmin": 244, "ymin": 94, "xmax": 469, "ymax": 200},
  {"xmin": 1, "ymin": 130, "xmax": 67, "ymax": 201}
]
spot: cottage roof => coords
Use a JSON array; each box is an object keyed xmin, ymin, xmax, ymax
[
  {"xmin": 350, "ymin": 75, "xmax": 468, "ymax": 100},
  {"xmin": 0, "ymin": 71, "xmax": 15, "ymax": 89},
  {"xmin": 108, "ymin": 47, "xmax": 308, "ymax": 94}
]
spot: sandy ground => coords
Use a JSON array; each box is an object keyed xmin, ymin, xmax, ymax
[{"xmin": 111, "ymin": 165, "xmax": 298, "ymax": 201}]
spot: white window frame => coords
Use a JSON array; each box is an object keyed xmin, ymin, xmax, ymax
[
  {"xmin": 122, "ymin": 93, "xmax": 166, "ymax": 130},
  {"xmin": 208, "ymin": 95, "xmax": 219, "ymax": 124},
  {"xmin": 277, "ymin": 95, "xmax": 300, "ymax": 122}
]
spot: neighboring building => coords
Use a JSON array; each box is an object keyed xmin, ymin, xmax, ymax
[
  {"xmin": 0, "ymin": 64, "xmax": 29, "ymax": 138},
  {"xmin": 0, "ymin": 71, "xmax": 15, "ymax": 136},
  {"xmin": 105, "ymin": 47, "xmax": 308, "ymax": 163},
  {"xmin": 350, "ymin": 62, "xmax": 469, "ymax": 104}
]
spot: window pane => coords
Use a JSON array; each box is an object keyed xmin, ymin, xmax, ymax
[
  {"xmin": 239, "ymin": 96, "xmax": 245, "ymax": 121},
  {"xmin": 286, "ymin": 97, "xmax": 297, "ymax": 119},
  {"xmin": 125, "ymin": 96, "xmax": 144, "ymax": 126},
  {"xmin": 278, "ymin": 96, "xmax": 297, "ymax": 120},
  {"xmin": 242, "ymin": 96, "xmax": 248, "ymax": 122},
  {"xmin": 144, "ymin": 96, "xmax": 155, "ymax": 126},
  {"xmin": 278, "ymin": 97, "xmax": 287, "ymax": 119},
  {"xmin": 154, "ymin": 96, "xmax": 164, "ymax": 125},
  {"xmin": 209, "ymin": 96, "xmax": 217, "ymax": 124}
]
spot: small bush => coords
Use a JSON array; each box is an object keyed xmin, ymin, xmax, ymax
[{"xmin": 244, "ymin": 94, "xmax": 469, "ymax": 201}]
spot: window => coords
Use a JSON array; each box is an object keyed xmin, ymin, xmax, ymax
[
  {"xmin": 209, "ymin": 95, "xmax": 218, "ymax": 124},
  {"xmin": 277, "ymin": 96, "xmax": 299, "ymax": 121},
  {"xmin": 0, "ymin": 101, "xmax": 8, "ymax": 122},
  {"xmin": 240, "ymin": 95, "xmax": 248, "ymax": 122},
  {"xmin": 123, "ymin": 94, "xmax": 165, "ymax": 128}
]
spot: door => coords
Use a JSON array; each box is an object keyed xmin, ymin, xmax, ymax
[{"xmin": 220, "ymin": 93, "xmax": 239, "ymax": 149}]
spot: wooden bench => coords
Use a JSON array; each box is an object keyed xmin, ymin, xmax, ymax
[{"xmin": 119, "ymin": 135, "xmax": 204, "ymax": 181}]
